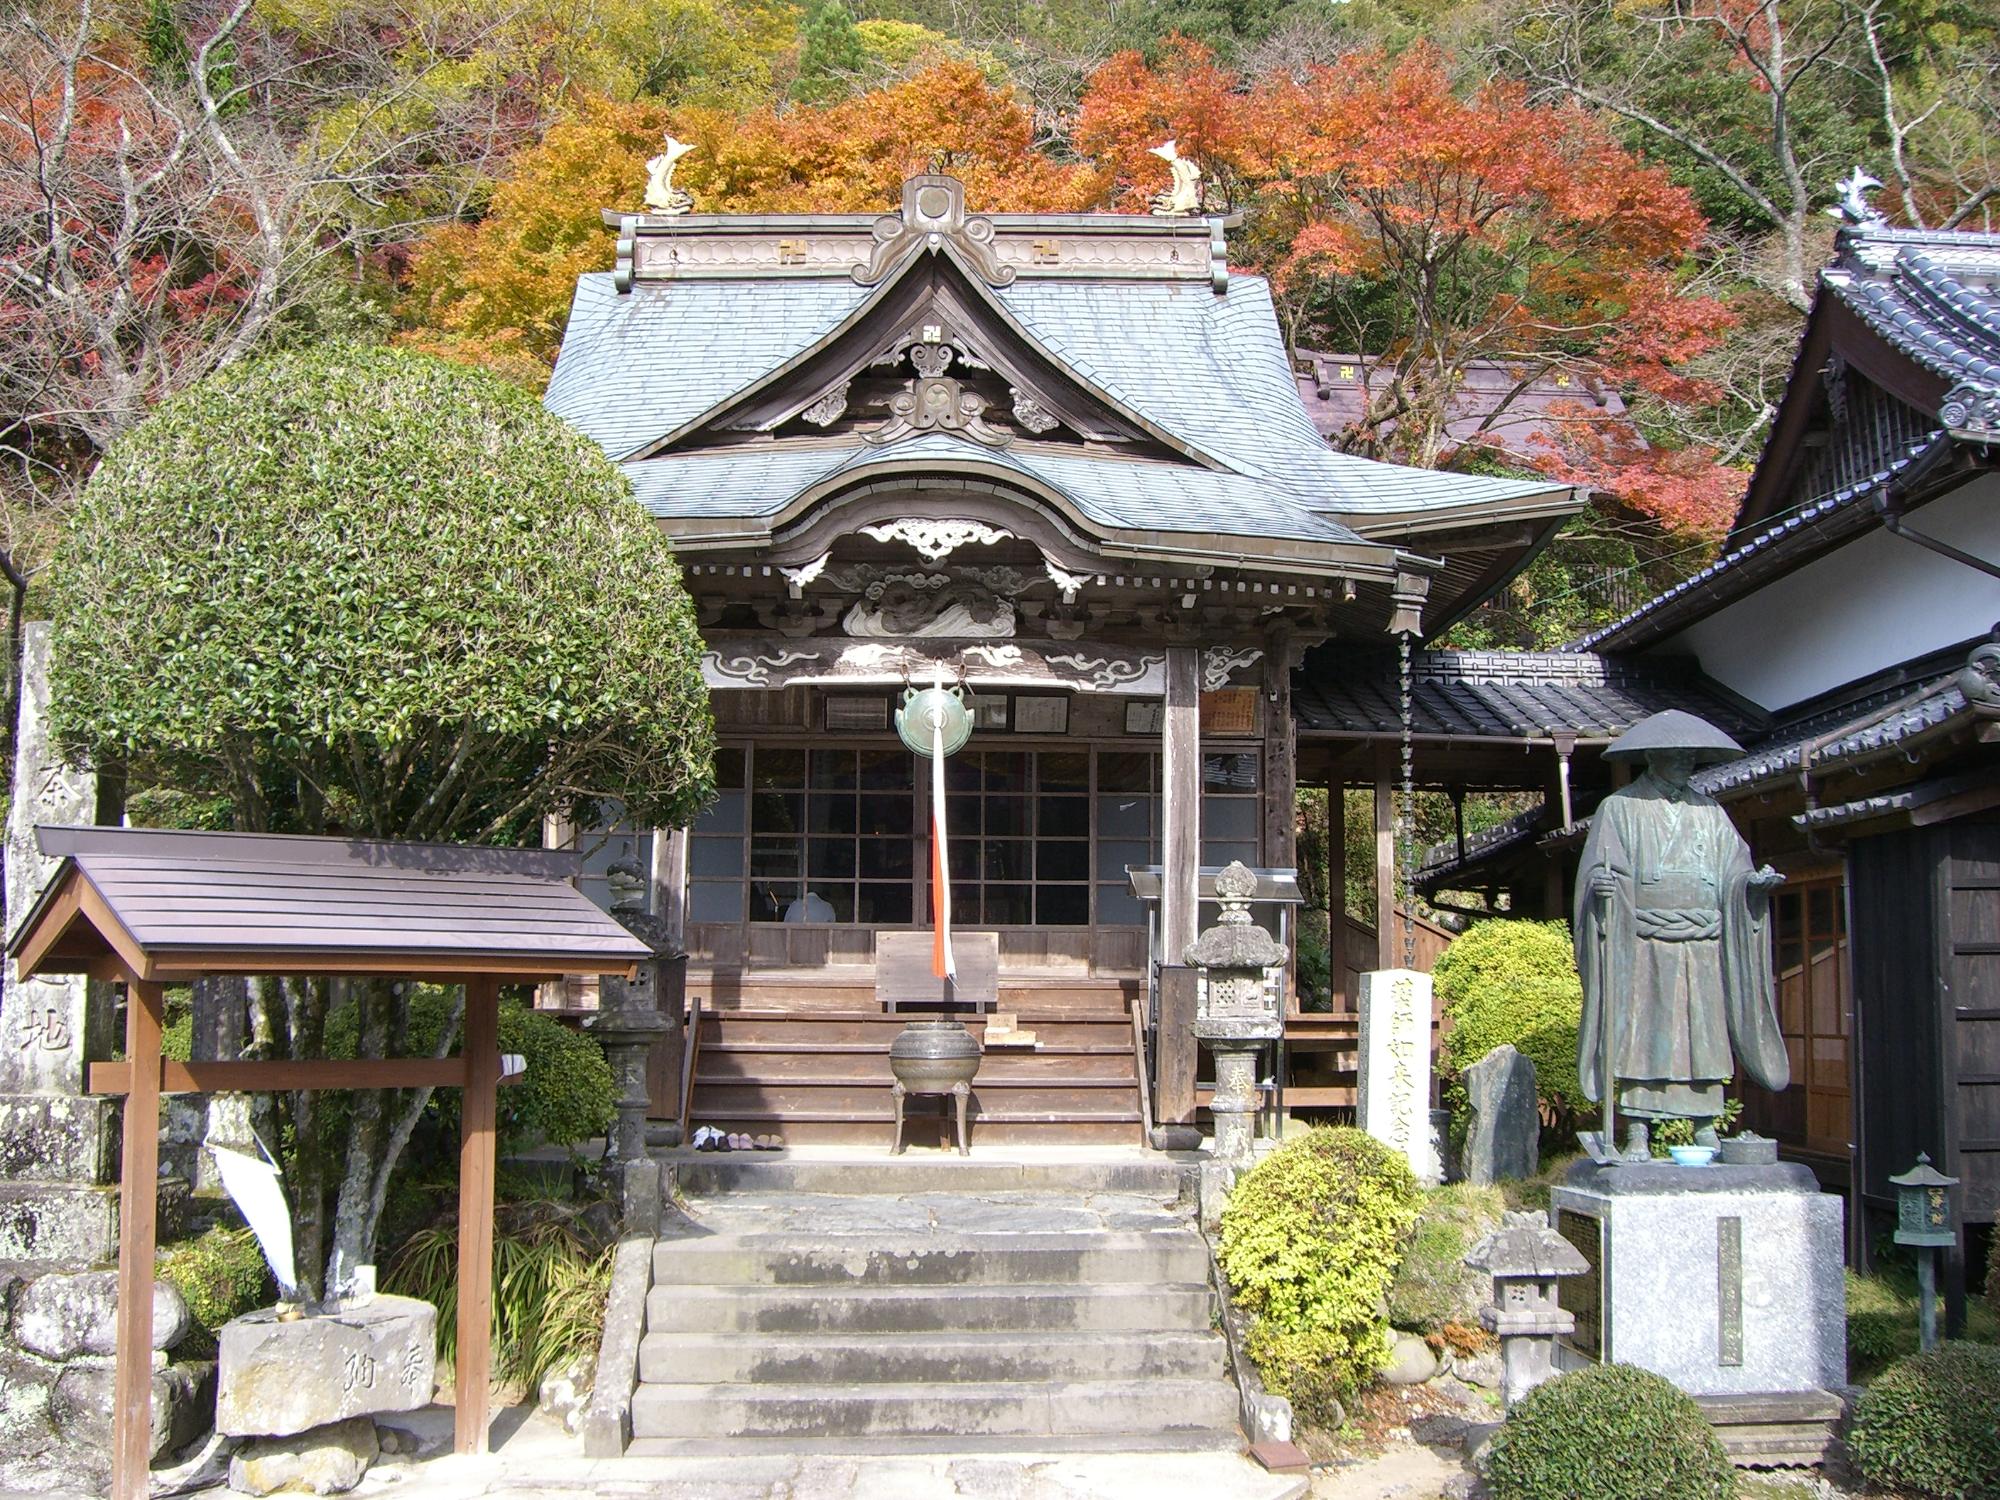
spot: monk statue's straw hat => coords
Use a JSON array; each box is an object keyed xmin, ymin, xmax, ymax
[{"xmin": 1604, "ymin": 709, "xmax": 1745, "ymax": 764}]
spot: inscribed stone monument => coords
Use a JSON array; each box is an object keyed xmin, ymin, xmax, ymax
[
  {"xmin": 1357, "ymin": 969, "xmax": 1440, "ymax": 1184},
  {"xmin": 1464, "ymin": 1043, "xmax": 1539, "ymax": 1185},
  {"xmin": 0, "ymin": 623, "xmax": 119, "ymax": 1263}
]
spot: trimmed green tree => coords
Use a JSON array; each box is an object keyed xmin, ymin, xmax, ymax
[
  {"xmin": 1435, "ymin": 918, "xmax": 1586, "ymax": 1141},
  {"xmin": 46, "ymin": 342, "xmax": 715, "ymax": 1296}
]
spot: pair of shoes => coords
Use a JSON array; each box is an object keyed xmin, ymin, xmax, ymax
[{"xmin": 690, "ymin": 1127, "xmax": 783, "ymax": 1152}]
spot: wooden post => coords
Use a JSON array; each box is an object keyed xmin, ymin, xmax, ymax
[
  {"xmin": 1260, "ymin": 635, "xmax": 1296, "ymax": 869},
  {"xmin": 455, "ymin": 976, "xmax": 501, "ymax": 1456},
  {"xmin": 1374, "ymin": 747, "xmax": 1395, "ymax": 971},
  {"xmin": 1328, "ymin": 781, "xmax": 1348, "ymax": 1013},
  {"xmin": 1155, "ymin": 965, "xmax": 1200, "ymax": 1126},
  {"xmin": 1161, "ymin": 647, "xmax": 1201, "ymax": 966},
  {"xmin": 650, "ymin": 827, "xmax": 688, "ymax": 950},
  {"xmin": 111, "ymin": 979, "xmax": 165, "ymax": 1500}
]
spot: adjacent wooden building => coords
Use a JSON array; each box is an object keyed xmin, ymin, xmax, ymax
[{"xmin": 1416, "ymin": 210, "xmax": 2000, "ymax": 1315}]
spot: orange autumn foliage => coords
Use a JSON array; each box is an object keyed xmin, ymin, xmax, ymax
[
  {"xmin": 403, "ymin": 65, "xmax": 1105, "ymax": 382},
  {"xmin": 1070, "ymin": 43, "xmax": 1740, "ymax": 535}
]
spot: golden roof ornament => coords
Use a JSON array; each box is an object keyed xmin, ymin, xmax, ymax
[
  {"xmin": 645, "ymin": 134, "xmax": 696, "ymax": 216},
  {"xmin": 1148, "ymin": 140, "xmax": 1203, "ymax": 217}
]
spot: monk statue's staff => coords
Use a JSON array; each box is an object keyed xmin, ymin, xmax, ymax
[{"xmin": 1594, "ymin": 879, "xmax": 1615, "ymax": 1161}]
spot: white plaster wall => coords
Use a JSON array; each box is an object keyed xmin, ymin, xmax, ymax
[{"xmin": 1662, "ymin": 473, "xmax": 2000, "ymax": 713}]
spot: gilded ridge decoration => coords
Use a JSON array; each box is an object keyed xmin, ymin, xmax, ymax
[{"xmin": 643, "ymin": 135, "xmax": 696, "ymax": 216}]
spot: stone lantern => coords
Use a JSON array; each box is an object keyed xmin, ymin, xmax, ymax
[
  {"xmin": 589, "ymin": 857, "xmax": 677, "ymax": 1228},
  {"xmin": 1185, "ymin": 861, "xmax": 1286, "ymax": 1168},
  {"xmin": 1465, "ymin": 1210, "xmax": 1591, "ymax": 1408}
]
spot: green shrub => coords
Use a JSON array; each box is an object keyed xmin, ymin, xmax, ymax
[
  {"xmin": 1435, "ymin": 919, "xmax": 1584, "ymax": 1138},
  {"xmin": 1848, "ymin": 1342, "xmax": 2000, "ymax": 1499},
  {"xmin": 159, "ymin": 1227, "xmax": 274, "ymax": 1349},
  {"xmin": 1484, "ymin": 1362, "xmax": 1735, "ymax": 1500},
  {"xmin": 1847, "ymin": 1308, "xmax": 1902, "ymax": 1373},
  {"xmin": 1219, "ymin": 1127, "xmax": 1422, "ymax": 1403},
  {"xmin": 1387, "ymin": 1182, "xmax": 1505, "ymax": 1332},
  {"xmin": 326, "ymin": 988, "xmax": 614, "ymax": 1153},
  {"xmin": 386, "ymin": 1201, "xmax": 612, "ymax": 1391}
]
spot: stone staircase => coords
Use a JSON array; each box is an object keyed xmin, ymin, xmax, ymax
[{"xmin": 629, "ymin": 1155, "xmax": 1242, "ymax": 1456}]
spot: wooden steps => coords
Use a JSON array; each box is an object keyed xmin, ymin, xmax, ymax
[{"xmin": 686, "ymin": 1000, "xmax": 1147, "ymax": 1147}]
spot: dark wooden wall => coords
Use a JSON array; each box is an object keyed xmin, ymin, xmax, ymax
[{"xmin": 1849, "ymin": 818, "xmax": 2000, "ymax": 1329}]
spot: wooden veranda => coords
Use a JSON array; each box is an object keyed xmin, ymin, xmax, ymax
[{"xmin": 6, "ymin": 826, "xmax": 652, "ymax": 1500}]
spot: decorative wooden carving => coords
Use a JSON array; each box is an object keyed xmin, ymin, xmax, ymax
[
  {"xmin": 1045, "ymin": 560, "xmax": 1091, "ymax": 603},
  {"xmin": 857, "ymin": 518, "xmax": 1014, "ymax": 560},
  {"xmin": 841, "ymin": 581, "xmax": 1016, "ymax": 639},
  {"xmin": 699, "ymin": 636, "xmax": 1167, "ymax": 694},
  {"xmin": 1011, "ymin": 388, "xmax": 1060, "ymax": 434},
  {"xmin": 779, "ymin": 551, "xmax": 831, "ymax": 597},
  {"xmin": 800, "ymin": 386, "xmax": 849, "ymax": 428},
  {"xmin": 1202, "ymin": 646, "xmax": 1263, "ymax": 692},
  {"xmin": 863, "ymin": 376, "xmax": 1013, "ymax": 448},
  {"xmin": 854, "ymin": 176, "xmax": 1016, "ymax": 288}
]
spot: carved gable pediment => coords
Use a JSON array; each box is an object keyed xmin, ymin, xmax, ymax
[{"xmin": 634, "ymin": 231, "xmax": 1207, "ymax": 464}]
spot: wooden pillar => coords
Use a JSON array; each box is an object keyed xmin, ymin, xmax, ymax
[
  {"xmin": 111, "ymin": 978, "xmax": 165, "ymax": 1500},
  {"xmin": 1260, "ymin": 636, "xmax": 1296, "ymax": 869},
  {"xmin": 1328, "ymin": 779, "xmax": 1348, "ymax": 1013},
  {"xmin": 1161, "ymin": 647, "xmax": 1201, "ymax": 965},
  {"xmin": 455, "ymin": 976, "xmax": 501, "ymax": 1456},
  {"xmin": 1374, "ymin": 747, "xmax": 1395, "ymax": 971},
  {"xmin": 650, "ymin": 827, "xmax": 688, "ymax": 950}
]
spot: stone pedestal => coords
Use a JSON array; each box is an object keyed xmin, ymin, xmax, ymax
[
  {"xmin": 216, "ymin": 1296, "xmax": 436, "ymax": 1438},
  {"xmin": 1357, "ymin": 969, "xmax": 1440, "ymax": 1184},
  {"xmin": 1549, "ymin": 1161, "xmax": 1845, "ymax": 1396}
]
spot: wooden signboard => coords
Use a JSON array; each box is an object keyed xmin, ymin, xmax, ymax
[{"xmin": 1200, "ymin": 688, "xmax": 1259, "ymax": 735}]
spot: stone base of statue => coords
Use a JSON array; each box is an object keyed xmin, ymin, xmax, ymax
[{"xmin": 1550, "ymin": 1161, "xmax": 1845, "ymax": 1398}]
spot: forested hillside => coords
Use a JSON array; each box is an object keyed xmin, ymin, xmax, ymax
[{"xmin": 3, "ymin": 0, "xmax": 1994, "ymax": 659}]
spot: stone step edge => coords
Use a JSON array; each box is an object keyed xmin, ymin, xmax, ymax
[
  {"xmin": 649, "ymin": 1280, "xmax": 1214, "ymax": 1300},
  {"xmin": 623, "ymin": 1431, "xmax": 1245, "ymax": 1459},
  {"xmin": 638, "ymin": 1327, "xmax": 1226, "ymax": 1351}
]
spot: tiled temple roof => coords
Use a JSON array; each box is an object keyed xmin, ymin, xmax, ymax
[{"xmin": 1293, "ymin": 648, "xmax": 1760, "ymax": 740}]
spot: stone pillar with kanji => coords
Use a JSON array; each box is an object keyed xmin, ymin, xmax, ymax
[{"xmin": 0, "ymin": 623, "xmax": 121, "ymax": 1262}]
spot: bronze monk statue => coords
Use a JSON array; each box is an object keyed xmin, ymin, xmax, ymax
[{"xmin": 1574, "ymin": 710, "xmax": 1790, "ymax": 1161}]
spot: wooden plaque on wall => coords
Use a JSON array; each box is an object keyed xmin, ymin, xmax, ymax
[{"xmin": 1200, "ymin": 688, "xmax": 1259, "ymax": 735}]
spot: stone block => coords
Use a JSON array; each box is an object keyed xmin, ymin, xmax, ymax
[
  {"xmin": 229, "ymin": 1416, "xmax": 379, "ymax": 1496},
  {"xmin": 1550, "ymin": 1161, "xmax": 1846, "ymax": 1397},
  {"xmin": 48, "ymin": 1356, "xmax": 217, "ymax": 1461},
  {"xmin": 0, "ymin": 1174, "xmax": 190, "ymax": 1265},
  {"xmin": 12, "ymin": 1267, "xmax": 191, "ymax": 1360},
  {"xmin": 0, "ymin": 1094, "xmax": 119, "ymax": 1184},
  {"xmin": 216, "ymin": 1296, "xmax": 436, "ymax": 1438},
  {"xmin": 1462, "ymin": 1045, "xmax": 1539, "ymax": 1186},
  {"xmin": 1357, "ymin": 969, "xmax": 1440, "ymax": 1183},
  {"xmin": 0, "ymin": 1181, "xmax": 120, "ymax": 1264}
]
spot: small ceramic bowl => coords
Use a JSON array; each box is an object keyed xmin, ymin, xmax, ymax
[{"xmin": 1669, "ymin": 1144, "xmax": 1717, "ymax": 1168}]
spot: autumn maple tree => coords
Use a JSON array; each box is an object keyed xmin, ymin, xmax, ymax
[
  {"xmin": 1077, "ymin": 41, "xmax": 1741, "ymax": 536},
  {"xmin": 404, "ymin": 62, "xmax": 1108, "ymax": 383}
]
